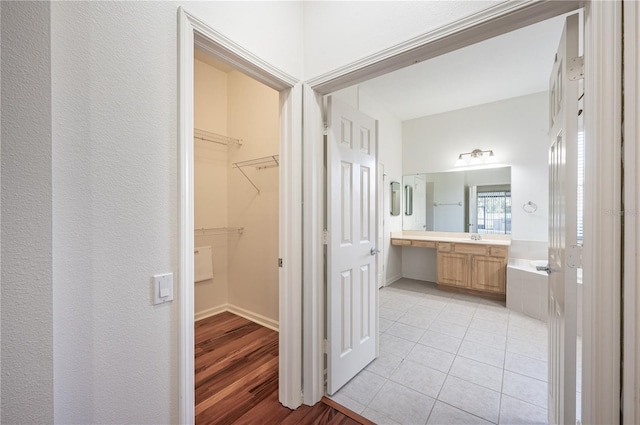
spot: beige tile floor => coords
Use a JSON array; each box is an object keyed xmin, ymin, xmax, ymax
[{"xmin": 329, "ymin": 278, "xmax": 574, "ymax": 425}]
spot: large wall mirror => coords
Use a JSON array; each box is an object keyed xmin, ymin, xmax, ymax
[{"xmin": 402, "ymin": 166, "xmax": 511, "ymax": 233}]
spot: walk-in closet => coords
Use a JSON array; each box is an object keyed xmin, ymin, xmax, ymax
[{"xmin": 192, "ymin": 50, "xmax": 281, "ymax": 422}]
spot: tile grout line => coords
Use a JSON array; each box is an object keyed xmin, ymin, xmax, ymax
[{"xmin": 371, "ymin": 281, "xmax": 549, "ymax": 425}]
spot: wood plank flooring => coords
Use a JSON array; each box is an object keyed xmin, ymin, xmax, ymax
[{"xmin": 195, "ymin": 312, "xmax": 374, "ymax": 425}]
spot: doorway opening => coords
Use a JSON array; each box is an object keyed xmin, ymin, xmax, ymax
[
  {"xmin": 321, "ymin": 9, "xmax": 585, "ymax": 425},
  {"xmin": 192, "ymin": 49, "xmax": 281, "ymax": 421},
  {"xmin": 178, "ymin": 8, "xmax": 302, "ymax": 422}
]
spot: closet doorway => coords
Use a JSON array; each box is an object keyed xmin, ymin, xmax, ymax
[
  {"xmin": 193, "ymin": 51, "xmax": 280, "ymax": 328},
  {"xmin": 178, "ymin": 9, "xmax": 302, "ymax": 422},
  {"xmin": 192, "ymin": 48, "xmax": 282, "ymax": 423}
]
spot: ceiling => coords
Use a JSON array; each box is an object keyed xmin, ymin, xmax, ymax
[{"xmin": 357, "ymin": 13, "xmax": 570, "ymax": 121}]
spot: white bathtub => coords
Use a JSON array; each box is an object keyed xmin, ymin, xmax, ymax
[
  {"xmin": 507, "ymin": 259, "xmax": 583, "ymax": 332},
  {"xmin": 507, "ymin": 259, "xmax": 549, "ymax": 322}
]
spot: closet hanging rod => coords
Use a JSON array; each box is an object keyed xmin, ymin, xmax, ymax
[
  {"xmin": 194, "ymin": 227, "xmax": 244, "ymax": 236},
  {"xmin": 193, "ymin": 128, "xmax": 242, "ymax": 146},
  {"xmin": 232, "ymin": 155, "xmax": 279, "ymax": 194}
]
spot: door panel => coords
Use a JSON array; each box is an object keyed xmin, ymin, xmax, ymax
[
  {"xmin": 437, "ymin": 252, "xmax": 468, "ymax": 287},
  {"xmin": 548, "ymin": 14, "xmax": 579, "ymax": 425},
  {"xmin": 327, "ymin": 97, "xmax": 378, "ymax": 395},
  {"xmin": 471, "ymin": 255, "xmax": 506, "ymax": 293}
]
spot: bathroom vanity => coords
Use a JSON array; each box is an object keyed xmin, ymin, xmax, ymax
[{"xmin": 391, "ymin": 231, "xmax": 510, "ymax": 299}]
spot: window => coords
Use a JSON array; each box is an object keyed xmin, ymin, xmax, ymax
[{"xmin": 477, "ymin": 189, "xmax": 511, "ymax": 235}]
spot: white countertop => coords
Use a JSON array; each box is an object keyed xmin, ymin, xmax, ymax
[{"xmin": 391, "ymin": 231, "xmax": 511, "ymax": 246}]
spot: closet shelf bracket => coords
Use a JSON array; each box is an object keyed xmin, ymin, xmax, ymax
[
  {"xmin": 194, "ymin": 227, "xmax": 244, "ymax": 236},
  {"xmin": 232, "ymin": 155, "xmax": 279, "ymax": 194},
  {"xmin": 194, "ymin": 128, "xmax": 242, "ymax": 146}
]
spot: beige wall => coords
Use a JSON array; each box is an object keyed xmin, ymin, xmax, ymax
[
  {"xmin": 194, "ymin": 59, "xmax": 230, "ymax": 316},
  {"xmin": 227, "ymin": 71, "xmax": 280, "ymax": 325},
  {"xmin": 193, "ymin": 59, "xmax": 279, "ymax": 325}
]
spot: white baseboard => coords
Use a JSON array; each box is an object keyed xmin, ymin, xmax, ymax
[
  {"xmin": 226, "ymin": 304, "xmax": 279, "ymax": 332},
  {"xmin": 194, "ymin": 304, "xmax": 227, "ymax": 322},
  {"xmin": 385, "ymin": 274, "xmax": 402, "ymax": 286},
  {"xmin": 402, "ymin": 272, "xmax": 436, "ymax": 283},
  {"xmin": 195, "ymin": 303, "xmax": 279, "ymax": 331}
]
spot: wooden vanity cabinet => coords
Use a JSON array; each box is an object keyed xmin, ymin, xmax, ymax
[
  {"xmin": 469, "ymin": 255, "xmax": 506, "ymax": 293},
  {"xmin": 436, "ymin": 242, "xmax": 507, "ymax": 295},
  {"xmin": 437, "ymin": 252, "xmax": 469, "ymax": 288},
  {"xmin": 391, "ymin": 236, "xmax": 509, "ymax": 297}
]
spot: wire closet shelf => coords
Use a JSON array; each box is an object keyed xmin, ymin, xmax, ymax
[
  {"xmin": 194, "ymin": 128, "xmax": 242, "ymax": 146},
  {"xmin": 194, "ymin": 227, "xmax": 244, "ymax": 236},
  {"xmin": 233, "ymin": 155, "xmax": 279, "ymax": 194}
]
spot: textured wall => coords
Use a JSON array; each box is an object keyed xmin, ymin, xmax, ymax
[
  {"xmin": 47, "ymin": 2, "xmax": 303, "ymax": 423},
  {"xmin": 1, "ymin": 2, "xmax": 54, "ymax": 423},
  {"xmin": 51, "ymin": 2, "xmax": 94, "ymax": 421},
  {"xmin": 52, "ymin": 2, "xmax": 179, "ymax": 422}
]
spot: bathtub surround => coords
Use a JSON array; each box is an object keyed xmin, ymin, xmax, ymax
[
  {"xmin": 508, "ymin": 241, "xmax": 549, "ymax": 262},
  {"xmin": 506, "ymin": 259, "xmax": 549, "ymax": 322}
]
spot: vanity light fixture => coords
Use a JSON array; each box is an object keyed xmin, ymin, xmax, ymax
[{"xmin": 455, "ymin": 149, "xmax": 498, "ymax": 167}]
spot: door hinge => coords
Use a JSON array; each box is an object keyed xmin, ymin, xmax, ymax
[
  {"xmin": 278, "ymin": 258, "xmax": 283, "ymax": 268},
  {"xmin": 567, "ymin": 244, "xmax": 583, "ymax": 269},
  {"xmin": 322, "ymin": 229, "xmax": 328, "ymax": 245},
  {"xmin": 323, "ymin": 339, "xmax": 329, "ymax": 353},
  {"xmin": 568, "ymin": 56, "xmax": 584, "ymax": 81},
  {"xmin": 323, "ymin": 122, "xmax": 328, "ymax": 136}
]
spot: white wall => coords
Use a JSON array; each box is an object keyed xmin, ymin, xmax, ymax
[
  {"xmin": 402, "ymin": 92, "xmax": 549, "ymax": 282},
  {"xmin": 46, "ymin": 2, "xmax": 302, "ymax": 424},
  {"xmin": 332, "ymin": 86, "xmax": 404, "ymax": 285},
  {"xmin": 302, "ymin": 1, "xmax": 501, "ymax": 79},
  {"xmin": 403, "ymin": 92, "xmax": 549, "ymax": 242},
  {"xmin": 1, "ymin": 2, "xmax": 53, "ymax": 423}
]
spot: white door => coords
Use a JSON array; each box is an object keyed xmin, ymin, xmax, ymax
[
  {"xmin": 326, "ymin": 97, "xmax": 378, "ymax": 395},
  {"xmin": 547, "ymin": 13, "xmax": 579, "ymax": 425}
]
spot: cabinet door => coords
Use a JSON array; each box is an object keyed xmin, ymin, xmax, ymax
[
  {"xmin": 470, "ymin": 255, "xmax": 506, "ymax": 294},
  {"xmin": 437, "ymin": 252, "xmax": 469, "ymax": 288}
]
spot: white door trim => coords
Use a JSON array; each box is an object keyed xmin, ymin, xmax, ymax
[
  {"xmin": 302, "ymin": 3, "xmax": 622, "ymax": 424},
  {"xmin": 301, "ymin": 84, "xmax": 325, "ymax": 406},
  {"xmin": 306, "ymin": 1, "xmax": 581, "ymax": 95},
  {"xmin": 624, "ymin": 2, "xmax": 640, "ymax": 423},
  {"xmin": 178, "ymin": 8, "xmax": 301, "ymax": 423},
  {"xmin": 582, "ymin": 2, "xmax": 623, "ymax": 424}
]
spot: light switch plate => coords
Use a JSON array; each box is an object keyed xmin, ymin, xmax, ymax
[{"xmin": 153, "ymin": 273, "xmax": 173, "ymax": 305}]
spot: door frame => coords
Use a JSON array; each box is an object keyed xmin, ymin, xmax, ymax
[
  {"xmin": 178, "ymin": 7, "xmax": 302, "ymax": 423},
  {"xmin": 624, "ymin": 2, "xmax": 640, "ymax": 423},
  {"xmin": 302, "ymin": 2, "xmax": 623, "ymax": 424}
]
